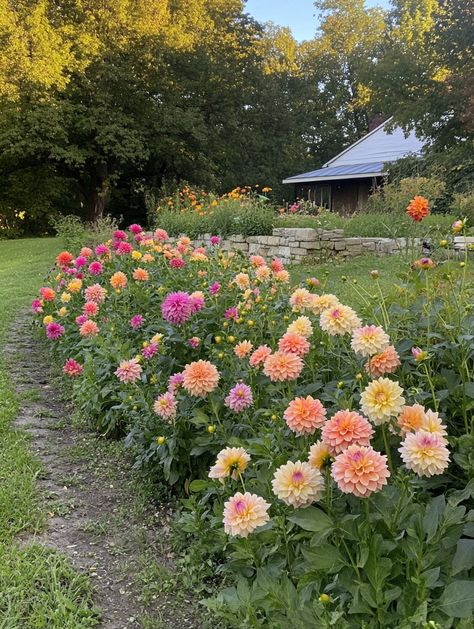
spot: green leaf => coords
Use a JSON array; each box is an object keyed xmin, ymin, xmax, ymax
[
  {"xmin": 452, "ymin": 540, "xmax": 474, "ymax": 575},
  {"xmin": 188, "ymin": 479, "xmax": 209, "ymax": 493},
  {"xmin": 439, "ymin": 581, "xmax": 474, "ymax": 618},
  {"xmin": 423, "ymin": 495, "xmax": 445, "ymax": 541},
  {"xmin": 301, "ymin": 544, "xmax": 343, "ymax": 571},
  {"xmin": 288, "ymin": 507, "xmax": 333, "ymax": 533}
]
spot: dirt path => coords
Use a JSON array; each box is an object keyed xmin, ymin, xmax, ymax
[{"xmin": 4, "ymin": 313, "xmax": 203, "ymax": 629}]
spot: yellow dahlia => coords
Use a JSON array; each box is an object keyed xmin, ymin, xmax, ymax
[
  {"xmin": 360, "ymin": 378, "xmax": 405, "ymax": 425},
  {"xmin": 286, "ymin": 316, "xmax": 313, "ymax": 338},
  {"xmin": 209, "ymin": 447, "xmax": 251, "ymax": 482},
  {"xmin": 320, "ymin": 305, "xmax": 361, "ymax": 336},
  {"xmin": 351, "ymin": 325, "xmax": 390, "ymax": 357}
]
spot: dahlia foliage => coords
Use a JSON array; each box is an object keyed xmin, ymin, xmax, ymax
[{"xmin": 33, "ymin": 216, "xmax": 474, "ymax": 625}]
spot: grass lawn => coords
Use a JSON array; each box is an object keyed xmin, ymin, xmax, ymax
[
  {"xmin": 290, "ymin": 252, "xmax": 412, "ymax": 308},
  {"xmin": 0, "ymin": 237, "xmax": 98, "ymax": 627}
]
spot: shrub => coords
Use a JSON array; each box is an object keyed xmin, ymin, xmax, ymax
[
  {"xmin": 50, "ymin": 214, "xmax": 120, "ymax": 251},
  {"xmin": 32, "ymin": 212, "xmax": 474, "ymax": 626},
  {"xmin": 152, "ymin": 186, "xmax": 274, "ymax": 238},
  {"xmin": 366, "ymin": 175, "xmax": 446, "ymax": 214}
]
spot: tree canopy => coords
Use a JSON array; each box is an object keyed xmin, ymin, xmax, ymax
[{"xmin": 0, "ymin": 0, "xmax": 472, "ymax": 227}]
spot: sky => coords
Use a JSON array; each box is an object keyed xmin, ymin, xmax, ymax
[{"xmin": 245, "ymin": 0, "xmax": 391, "ymax": 42}]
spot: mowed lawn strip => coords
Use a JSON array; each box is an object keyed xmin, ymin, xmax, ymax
[{"xmin": 0, "ymin": 237, "xmax": 98, "ymax": 627}]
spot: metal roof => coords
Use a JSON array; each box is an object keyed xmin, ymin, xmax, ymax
[
  {"xmin": 282, "ymin": 118, "xmax": 425, "ymax": 184},
  {"xmin": 282, "ymin": 162, "xmax": 385, "ymax": 184}
]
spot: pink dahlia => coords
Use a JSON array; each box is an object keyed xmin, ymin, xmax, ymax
[
  {"xmin": 141, "ymin": 343, "xmax": 158, "ymax": 359},
  {"xmin": 225, "ymin": 383, "xmax": 253, "ymax": 412},
  {"xmin": 83, "ymin": 301, "xmax": 99, "ymax": 317},
  {"xmin": 168, "ymin": 372, "xmax": 184, "ymax": 393},
  {"xmin": 210, "ymin": 235, "xmax": 221, "ymax": 245},
  {"xmin": 209, "ymin": 282, "xmax": 221, "ymax": 295},
  {"xmin": 63, "ymin": 359, "xmax": 83, "ymax": 377},
  {"xmin": 161, "ymin": 292, "xmax": 193, "ymax": 325},
  {"xmin": 170, "ymin": 257, "xmax": 185, "ymax": 269},
  {"xmin": 321, "ymin": 410, "xmax": 374, "ymax": 455},
  {"xmin": 31, "ymin": 299, "xmax": 43, "ymax": 314},
  {"xmin": 278, "ymin": 332, "xmax": 310, "ymax": 357},
  {"xmin": 88, "ymin": 261, "xmax": 103, "ymax": 276},
  {"xmin": 332, "ymin": 445, "xmax": 389, "ymax": 498},
  {"xmin": 113, "ymin": 229, "xmax": 127, "ymax": 241},
  {"xmin": 153, "ymin": 392, "xmax": 177, "ymax": 421},
  {"xmin": 115, "ymin": 358, "xmax": 142, "ymax": 383},
  {"xmin": 74, "ymin": 256, "xmax": 87, "ymax": 268},
  {"xmin": 225, "ymin": 307, "xmax": 239, "ymax": 320},
  {"xmin": 128, "ymin": 223, "xmax": 142, "ymax": 234},
  {"xmin": 46, "ymin": 322, "xmax": 65, "ymax": 340},
  {"xmin": 95, "ymin": 243, "xmax": 110, "ymax": 256},
  {"xmin": 84, "ymin": 284, "xmax": 107, "ymax": 303},
  {"xmin": 130, "ymin": 314, "xmax": 144, "ymax": 329},
  {"xmin": 116, "ymin": 241, "xmax": 133, "ymax": 255},
  {"xmin": 190, "ymin": 292, "xmax": 205, "ymax": 313},
  {"xmin": 249, "ymin": 345, "xmax": 272, "ymax": 368}
]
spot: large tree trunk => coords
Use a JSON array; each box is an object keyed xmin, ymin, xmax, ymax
[{"xmin": 84, "ymin": 163, "xmax": 112, "ymax": 222}]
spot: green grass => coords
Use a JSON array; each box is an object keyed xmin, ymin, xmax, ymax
[
  {"xmin": 0, "ymin": 237, "xmax": 98, "ymax": 627},
  {"xmin": 275, "ymin": 211, "xmax": 457, "ymax": 238},
  {"xmin": 290, "ymin": 252, "xmax": 410, "ymax": 309}
]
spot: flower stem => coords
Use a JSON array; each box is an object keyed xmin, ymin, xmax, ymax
[{"xmin": 381, "ymin": 423, "xmax": 394, "ymax": 474}]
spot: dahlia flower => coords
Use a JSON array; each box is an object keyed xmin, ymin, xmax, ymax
[
  {"xmin": 79, "ymin": 319, "xmax": 99, "ymax": 337},
  {"xmin": 80, "ymin": 247, "xmax": 93, "ymax": 258},
  {"xmin": 182, "ymin": 360, "xmax": 220, "ymax": 397},
  {"xmin": 399, "ymin": 430, "xmax": 449, "ymax": 477},
  {"xmin": 250, "ymin": 255, "xmax": 266, "ymax": 267},
  {"xmin": 234, "ymin": 340, "xmax": 253, "ymax": 358},
  {"xmin": 40, "ymin": 287, "xmax": 56, "ymax": 302},
  {"xmin": 115, "ymin": 358, "xmax": 142, "ymax": 383},
  {"xmin": 321, "ymin": 410, "xmax": 373, "ymax": 455},
  {"xmin": 110, "ymin": 271, "xmax": 127, "ymax": 290},
  {"xmin": 286, "ymin": 316, "xmax": 313, "ymax": 338},
  {"xmin": 209, "ymin": 282, "xmax": 221, "ymax": 295},
  {"xmin": 83, "ymin": 301, "xmax": 99, "ymax": 317},
  {"xmin": 129, "ymin": 314, "xmax": 144, "ymax": 329},
  {"xmin": 168, "ymin": 372, "xmax": 184, "ymax": 393},
  {"xmin": 154, "ymin": 228, "xmax": 169, "ymax": 241},
  {"xmin": 272, "ymin": 460, "xmax": 324, "ymax": 508},
  {"xmin": 95, "ymin": 243, "xmax": 110, "ymax": 256},
  {"xmin": 116, "ymin": 242, "xmax": 133, "ymax": 255},
  {"xmin": 85, "ymin": 284, "xmax": 107, "ymax": 303},
  {"xmin": 308, "ymin": 441, "xmax": 332, "ymax": 469},
  {"xmin": 113, "ymin": 229, "xmax": 127, "ymax": 241},
  {"xmin": 225, "ymin": 383, "xmax": 253, "ymax": 412},
  {"xmin": 63, "ymin": 359, "xmax": 83, "ymax": 378},
  {"xmin": 289, "ymin": 288, "xmax": 314, "ymax": 312},
  {"xmin": 255, "ymin": 265, "xmax": 271, "ymax": 281},
  {"xmin": 310, "ymin": 293, "xmax": 340, "ymax": 315},
  {"xmin": 190, "ymin": 291, "xmax": 205, "ymax": 314},
  {"xmin": 225, "ymin": 307, "xmax": 239, "ymax": 320},
  {"xmin": 274, "ymin": 269, "xmax": 290, "ymax": 282},
  {"xmin": 332, "ymin": 445, "xmax": 390, "ymax": 498},
  {"xmin": 278, "ymin": 332, "xmax": 310, "ymax": 357},
  {"xmin": 161, "ymin": 291, "xmax": 193, "ymax": 325},
  {"xmin": 365, "ymin": 346, "xmax": 401, "ymax": 378},
  {"xmin": 351, "ymin": 325, "xmax": 390, "ymax": 357},
  {"xmin": 320, "ymin": 305, "xmax": 361, "ymax": 336},
  {"xmin": 271, "ymin": 258, "xmax": 284, "ymax": 272},
  {"xmin": 133, "ymin": 267, "xmax": 149, "ymax": 282},
  {"xmin": 170, "ymin": 257, "xmax": 185, "ymax": 269},
  {"xmin": 209, "ymin": 447, "xmax": 251, "ymax": 481},
  {"xmin": 129, "ymin": 223, "xmax": 142, "ymax": 234},
  {"xmin": 422, "ymin": 409, "xmax": 448, "ymax": 436},
  {"xmin": 234, "ymin": 273, "xmax": 250, "ymax": 290},
  {"xmin": 406, "ymin": 196, "xmax": 429, "ymax": 222},
  {"xmin": 360, "ymin": 378, "xmax": 405, "ymax": 425},
  {"xmin": 249, "ymin": 345, "xmax": 272, "ymax": 368},
  {"xmin": 284, "ymin": 396, "xmax": 326, "ymax": 435},
  {"xmin": 223, "ymin": 492, "xmax": 270, "ymax": 537},
  {"xmin": 263, "ymin": 351, "xmax": 303, "ymax": 382},
  {"xmin": 210, "ymin": 235, "xmax": 221, "ymax": 245},
  {"xmin": 56, "ymin": 251, "xmax": 74, "ymax": 267},
  {"xmin": 153, "ymin": 392, "xmax": 177, "ymax": 421},
  {"xmin": 141, "ymin": 343, "xmax": 158, "ymax": 359},
  {"xmin": 88, "ymin": 261, "xmax": 103, "ymax": 275},
  {"xmin": 397, "ymin": 404, "xmax": 426, "ymax": 434},
  {"xmin": 46, "ymin": 322, "xmax": 64, "ymax": 340}
]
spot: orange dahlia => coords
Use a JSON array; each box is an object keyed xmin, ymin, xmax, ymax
[
  {"xmin": 263, "ymin": 351, "xmax": 303, "ymax": 382},
  {"xmin": 182, "ymin": 360, "xmax": 220, "ymax": 397},
  {"xmin": 406, "ymin": 195, "xmax": 429, "ymax": 222},
  {"xmin": 284, "ymin": 396, "xmax": 326, "ymax": 435},
  {"xmin": 365, "ymin": 345, "xmax": 401, "ymax": 378}
]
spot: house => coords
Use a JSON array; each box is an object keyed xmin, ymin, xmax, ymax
[{"xmin": 282, "ymin": 117, "xmax": 424, "ymax": 213}]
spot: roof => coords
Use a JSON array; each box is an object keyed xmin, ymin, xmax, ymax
[
  {"xmin": 282, "ymin": 118, "xmax": 425, "ymax": 184},
  {"xmin": 282, "ymin": 161, "xmax": 385, "ymax": 184}
]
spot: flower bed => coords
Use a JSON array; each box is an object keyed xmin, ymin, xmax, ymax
[{"xmin": 32, "ymin": 208, "xmax": 474, "ymax": 626}]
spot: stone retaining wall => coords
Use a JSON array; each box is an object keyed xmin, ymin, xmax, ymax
[{"xmin": 193, "ymin": 228, "xmax": 421, "ymax": 264}]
